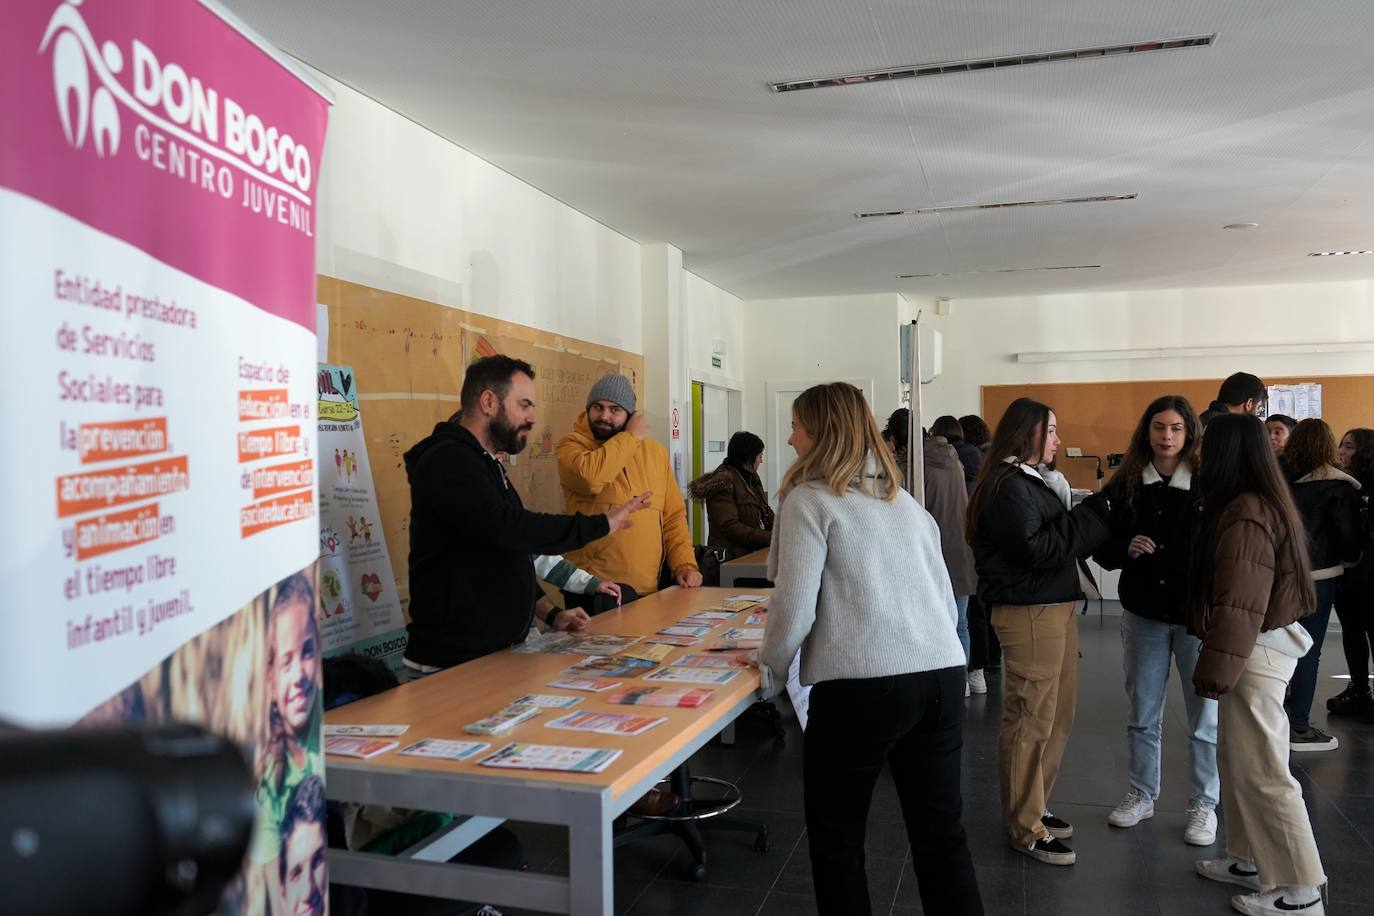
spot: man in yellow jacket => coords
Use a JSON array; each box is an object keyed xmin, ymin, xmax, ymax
[{"xmin": 557, "ymin": 373, "xmax": 701, "ymax": 601}]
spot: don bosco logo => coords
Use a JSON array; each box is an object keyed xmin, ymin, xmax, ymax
[{"xmin": 39, "ymin": 0, "xmax": 315, "ymax": 197}]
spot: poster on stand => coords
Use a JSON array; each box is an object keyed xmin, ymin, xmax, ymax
[
  {"xmin": 318, "ymin": 363, "xmax": 407, "ymax": 672},
  {"xmin": 1, "ymin": 1, "xmax": 330, "ymax": 912}
]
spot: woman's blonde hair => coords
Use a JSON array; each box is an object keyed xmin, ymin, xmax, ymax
[{"xmin": 778, "ymin": 383, "xmax": 901, "ymax": 502}]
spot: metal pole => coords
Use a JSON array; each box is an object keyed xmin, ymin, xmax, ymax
[{"xmin": 907, "ymin": 316, "xmax": 924, "ymax": 504}]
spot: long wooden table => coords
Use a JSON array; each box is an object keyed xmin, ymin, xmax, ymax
[
  {"xmin": 719, "ymin": 546, "xmax": 770, "ymax": 588},
  {"xmin": 324, "ymin": 586, "xmax": 764, "ymax": 916}
]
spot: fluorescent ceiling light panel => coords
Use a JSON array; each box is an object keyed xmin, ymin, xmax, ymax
[
  {"xmin": 859, "ymin": 194, "xmax": 1135, "ymax": 220},
  {"xmin": 897, "ymin": 265, "xmax": 1101, "ymax": 279},
  {"xmin": 1018, "ymin": 341, "xmax": 1374, "ymax": 363},
  {"xmin": 769, "ymin": 35, "xmax": 1215, "ymax": 93},
  {"xmin": 1308, "ymin": 250, "xmax": 1374, "ymax": 256}
]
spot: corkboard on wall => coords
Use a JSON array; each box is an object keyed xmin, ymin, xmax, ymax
[
  {"xmin": 318, "ymin": 276, "xmax": 645, "ymax": 613},
  {"xmin": 981, "ymin": 374, "xmax": 1374, "ymax": 490}
]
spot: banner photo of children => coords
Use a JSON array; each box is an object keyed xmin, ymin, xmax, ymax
[{"xmin": 81, "ymin": 568, "xmax": 324, "ymax": 916}]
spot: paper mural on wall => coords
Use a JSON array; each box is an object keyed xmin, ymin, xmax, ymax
[
  {"xmin": 318, "ymin": 363, "xmax": 407, "ymax": 672},
  {"xmin": 1, "ymin": 1, "xmax": 330, "ymax": 912}
]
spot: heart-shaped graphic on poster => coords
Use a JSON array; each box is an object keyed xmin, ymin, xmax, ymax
[{"xmin": 361, "ymin": 573, "xmax": 383, "ymax": 601}]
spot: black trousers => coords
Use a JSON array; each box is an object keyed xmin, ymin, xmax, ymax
[
  {"xmin": 561, "ymin": 583, "xmax": 640, "ymax": 617},
  {"xmin": 967, "ymin": 595, "xmax": 1001, "ymax": 669},
  {"xmin": 1336, "ymin": 574, "xmax": 1374, "ymax": 683},
  {"xmin": 803, "ymin": 667, "xmax": 983, "ymax": 916}
]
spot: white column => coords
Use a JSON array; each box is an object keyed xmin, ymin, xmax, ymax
[{"xmin": 641, "ymin": 243, "xmax": 688, "ymax": 487}]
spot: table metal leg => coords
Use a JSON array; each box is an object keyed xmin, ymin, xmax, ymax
[{"xmin": 567, "ymin": 793, "xmax": 614, "ymax": 915}]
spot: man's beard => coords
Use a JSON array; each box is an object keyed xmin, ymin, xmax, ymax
[
  {"xmin": 491, "ymin": 406, "xmax": 533, "ymax": 454},
  {"xmin": 590, "ymin": 415, "xmax": 626, "ymax": 442}
]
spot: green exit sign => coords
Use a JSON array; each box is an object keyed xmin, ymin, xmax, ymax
[{"xmin": 711, "ymin": 355, "xmax": 722, "ymax": 368}]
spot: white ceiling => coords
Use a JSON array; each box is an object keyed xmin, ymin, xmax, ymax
[{"xmin": 223, "ymin": 0, "xmax": 1374, "ymax": 301}]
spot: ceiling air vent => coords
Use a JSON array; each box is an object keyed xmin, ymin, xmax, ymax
[
  {"xmin": 897, "ymin": 265, "xmax": 1101, "ymax": 279},
  {"xmin": 858, "ymin": 194, "xmax": 1135, "ymax": 220},
  {"xmin": 770, "ymin": 35, "xmax": 1215, "ymax": 93}
]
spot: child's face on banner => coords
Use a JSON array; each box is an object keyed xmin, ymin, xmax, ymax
[
  {"xmin": 282, "ymin": 819, "xmax": 326, "ymax": 915},
  {"xmin": 272, "ymin": 599, "xmax": 318, "ymax": 733}
]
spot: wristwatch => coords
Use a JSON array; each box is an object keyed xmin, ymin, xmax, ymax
[{"xmin": 545, "ymin": 606, "xmax": 561, "ymax": 629}]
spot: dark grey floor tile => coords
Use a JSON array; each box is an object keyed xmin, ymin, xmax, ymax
[
  {"xmin": 772, "ymin": 842, "xmax": 904, "ymax": 910},
  {"xmin": 893, "ymin": 862, "xmax": 1022, "ymax": 913},
  {"xmin": 659, "ymin": 808, "xmax": 801, "ymax": 889},
  {"xmin": 756, "ymin": 893, "xmax": 818, "ymax": 916},
  {"xmin": 625, "ymin": 882, "xmax": 767, "ymax": 916}
]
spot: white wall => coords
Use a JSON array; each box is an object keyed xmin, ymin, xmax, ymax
[
  {"xmin": 743, "ymin": 292, "xmax": 905, "ymax": 444},
  {"xmin": 684, "ymin": 271, "xmax": 744, "ymax": 391},
  {"xmin": 313, "ymin": 71, "xmax": 644, "ymax": 354},
  {"xmin": 921, "ymin": 281, "xmax": 1374, "ymax": 419}
]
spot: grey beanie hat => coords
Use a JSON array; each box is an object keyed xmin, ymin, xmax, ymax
[{"xmin": 586, "ymin": 373, "xmax": 636, "ymax": 413}]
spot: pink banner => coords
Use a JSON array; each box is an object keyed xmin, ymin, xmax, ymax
[{"xmin": 1, "ymin": 0, "xmax": 328, "ymax": 330}]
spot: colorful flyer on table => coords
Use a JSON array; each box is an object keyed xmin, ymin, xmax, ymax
[
  {"xmin": 323, "ymin": 724, "xmax": 411, "ymax": 737},
  {"xmin": 545, "ymin": 710, "xmax": 668, "ymax": 737},
  {"xmin": 618, "ymin": 643, "xmax": 674, "ymax": 663},
  {"xmin": 727, "ymin": 595, "xmax": 769, "ymax": 603},
  {"xmin": 659, "ymin": 625, "xmax": 713, "ymax": 638},
  {"xmin": 547, "ymin": 675, "xmax": 622, "ymax": 693},
  {"xmin": 562, "ymin": 659, "xmax": 657, "ymax": 678},
  {"xmin": 644, "ymin": 667, "xmax": 741, "ymax": 686},
  {"xmin": 479, "ymin": 743, "xmax": 623, "ymax": 774},
  {"xmin": 719, "ymin": 628, "xmax": 765, "ymax": 641},
  {"xmin": 560, "ymin": 634, "xmax": 643, "ymax": 657},
  {"xmin": 645, "ymin": 634, "xmax": 703, "ymax": 647},
  {"xmin": 325, "ymin": 736, "xmax": 399, "ymax": 759},
  {"xmin": 606, "ymin": 686, "xmax": 714, "ymax": 708},
  {"xmin": 710, "ymin": 639, "xmax": 761, "ymax": 651},
  {"xmin": 745, "ymin": 613, "xmax": 767, "ymax": 626},
  {"xmin": 682, "ymin": 610, "xmax": 735, "ymax": 621},
  {"xmin": 512, "ymin": 632, "xmax": 576, "ymax": 654},
  {"xmin": 671, "ymin": 653, "xmax": 749, "ymax": 668},
  {"xmin": 464, "ymin": 704, "xmax": 541, "ymax": 735},
  {"xmin": 398, "ymin": 739, "xmax": 490, "ymax": 761},
  {"xmin": 510, "ymin": 694, "xmax": 584, "ymax": 709}
]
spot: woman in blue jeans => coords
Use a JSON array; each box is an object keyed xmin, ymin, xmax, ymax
[
  {"xmin": 1281, "ymin": 419, "xmax": 1364, "ymax": 751},
  {"xmin": 1093, "ymin": 396, "xmax": 1220, "ymax": 845}
]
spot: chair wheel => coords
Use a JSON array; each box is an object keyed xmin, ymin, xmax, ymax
[
  {"xmin": 754, "ymin": 833, "xmax": 770, "ymax": 853},
  {"xmin": 688, "ymin": 862, "xmax": 708, "ymax": 882}
]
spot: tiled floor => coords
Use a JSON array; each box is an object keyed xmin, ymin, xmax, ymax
[{"xmin": 494, "ymin": 611, "xmax": 1374, "ymax": 915}]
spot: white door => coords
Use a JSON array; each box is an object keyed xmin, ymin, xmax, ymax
[
  {"xmin": 764, "ymin": 378, "xmax": 875, "ymax": 495},
  {"xmin": 699, "ymin": 383, "xmax": 733, "ymax": 544}
]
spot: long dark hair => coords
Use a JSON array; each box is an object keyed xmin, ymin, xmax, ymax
[
  {"xmin": 930, "ymin": 415, "xmax": 964, "ymax": 442},
  {"xmin": 1281, "ymin": 418, "xmax": 1338, "ymax": 479},
  {"xmin": 1188, "ymin": 414, "xmax": 1314, "ymax": 618},
  {"xmin": 1343, "ymin": 428, "xmax": 1374, "ymax": 484},
  {"xmin": 966, "ymin": 398, "xmax": 1052, "ymax": 538},
  {"xmin": 1111, "ymin": 396, "xmax": 1200, "ymax": 514}
]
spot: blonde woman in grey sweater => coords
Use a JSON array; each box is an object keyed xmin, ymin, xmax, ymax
[{"xmin": 757, "ymin": 383, "xmax": 983, "ymax": 916}]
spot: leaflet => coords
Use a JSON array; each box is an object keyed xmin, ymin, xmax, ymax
[
  {"xmin": 325, "ymin": 736, "xmax": 399, "ymax": 759},
  {"xmin": 562, "ymin": 658, "xmax": 658, "ymax": 678},
  {"xmin": 606, "ymin": 686, "xmax": 714, "ymax": 708},
  {"xmin": 397, "ymin": 739, "xmax": 491, "ymax": 761},
  {"xmin": 510, "ymin": 694, "xmax": 585, "ymax": 709},
  {"xmin": 671, "ymin": 653, "xmax": 749, "ymax": 669},
  {"xmin": 618, "ymin": 643, "xmax": 674, "ymax": 663},
  {"xmin": 512, "ymin": 632, "xmax": 576, "ymax": 654},
  {"xmin": 644, "ymin": 667, "xmax": 741, "ymax": 686},
  {"xmin": 681, "ymin": 611, "xmax": 735, "ymax": 621},
  {"xmin": 464, "ymin": 704, "xmax": 541, "ymax": 735},
  {"xmin": 745, "ymin": 613, "xmax": 767, "ymax": 626},
  {"xmin": 479, "ymin": 743, "xmax": 623, "ymax": 774},
  {"xmin": 645, "ymin": 634, "xmax": 703, "ymax": 647},
  {"xmin": 727, "ymin": 594, "xmax": 769, "ymax": 603},
  {"xmin": 719, "ymin": 628, "xmax": 764, "ymax": 641},
  {"xmin": 658, "ymin": 625, "xmax": 713, "ymax": 638},
  {"xmin": 547, "ymin": 676, "xmax": 622, "ymax": 693},
  {"xmin": 718, "ymin": 598, "xmax": 764, "ymax": 610},
  {"xmin": 545, "ymin": 710, "xmax": 668, "ymax": 737},
  {"xmin": 512, "ymin": 633, "xmax": 642, "ymax": 657},
  {"xmin": 323, "ymin": 724, "xmax": 411, "ymax": 737},
  {"xmin": 709, "ymin": 639, "xmax": 761, "ymax": 651}
]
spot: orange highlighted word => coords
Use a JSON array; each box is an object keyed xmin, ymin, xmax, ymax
[
  {"xmin": 76, "ymin": 504, "xmax": 160, "ymax": 560},
  {"xmin": 57, "ymin": 455, "xmax": 190, "ymax": 518},
  {"xmin": 252, "ymin": 460, "xmax": 314, "ymax": 499},
  {"xmin": 78, "ymin": 417, "xmax": 169, "ymax": 464},
  {"xmin": 237, "ymin": 425, "xmax": 303, "ymax": 463},
  {"xmin": 241, "ymin": 489, "xmax": 315, "ymax": 538},
  {"xmin": 238, "ymin": 388, "xmax": 290, "ymax": 421}
]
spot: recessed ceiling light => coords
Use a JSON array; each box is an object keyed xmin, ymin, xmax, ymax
[
  {"xmin": 1224, "ymin": 222, "xmax": 1259, "ymax": 230},
  {"xmin": 857, "ymin": 194, "xmax": 1135, "ymax": 219},
  {"xmin": 897, "ymin": 265, "xmax": 1102, "ymax": 279},
  {"xmin": 1308, "ymin": 250, "xmax": 1374, "ymax": 257},
  {"xmin": 770, "ymin": 35, "xmax": 1215, "ymax": 93}
]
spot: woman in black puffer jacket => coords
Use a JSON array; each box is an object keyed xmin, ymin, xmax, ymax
[
  {"xmin": 1329, "ymin": 428, "xmax": 1374, "ymax": 716},
  {"xmin": 967, "ymin": 397, "xmax": 1111, "ymax": 867}
]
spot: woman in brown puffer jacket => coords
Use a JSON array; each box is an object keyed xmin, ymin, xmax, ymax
[
  {"xmin": 688, "ymin": 431, "xmax": 775, "ymax": 561},
  {"xmin": 1189, "ymin": 414, "xmax": 1327, "ymax": 916}
]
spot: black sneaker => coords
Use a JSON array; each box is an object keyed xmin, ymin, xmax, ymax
[
  {"xmin": 1290, "ymin": 727, "xmax": 1339, "ymax": 752},
  {"xmin": 1327, "ymin": 685, "xmax": 1372, "ymax": 715},
  {"xmin": 1015, "ymin": 836, "xmax": 1076, "ymax": 866},
  {"xmin": 1041, "ymin": 812, "xmax": 1073, "ymax": 839}
]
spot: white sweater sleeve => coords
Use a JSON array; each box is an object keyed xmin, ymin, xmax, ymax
[{"xmin": 760, "ymin": 489, "xmax": 826, "ymax": 687}]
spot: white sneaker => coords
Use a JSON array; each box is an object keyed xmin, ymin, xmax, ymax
[
  {"xmin": 1196, "ymin": 857, "xmax": 1267, "ymax": 893},
  {"xmin": 1230, "ymin": 887, "xmax": 1324, "ymax": 915},
  {"xmin": 968, "ymin": 669, "xmax": 988, "ymax": 694},
  {"xmin": 1107, "ymin": 788, "xmax": 1154, "ymax": 827},
  {"xmin": 1184, "ymin": 804, "xmax": 1218, "ymax": 846}
]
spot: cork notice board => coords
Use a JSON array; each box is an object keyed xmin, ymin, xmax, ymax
[
  {"xmin": 982, "ymin": 374, "xmax": 1374, "ymax": 490},
  {"xmin": 318, "ymin": 276, "xmax": 644, "ymax": 610}
]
